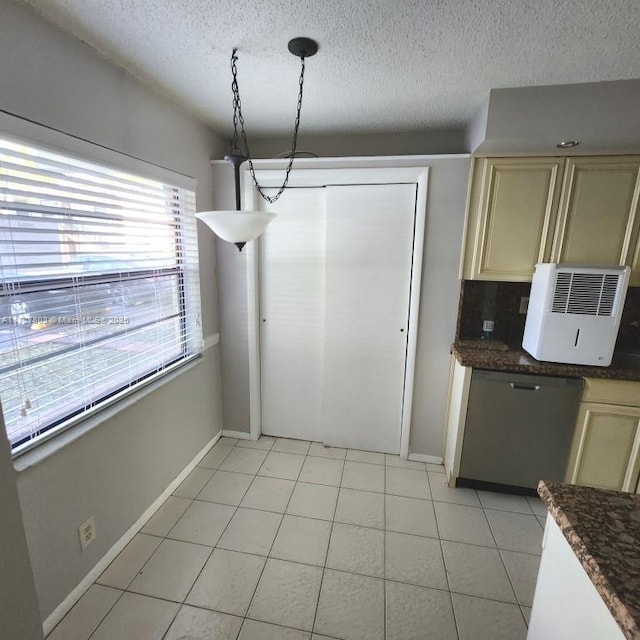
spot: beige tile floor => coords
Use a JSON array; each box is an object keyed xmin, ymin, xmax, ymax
[{"xmin": 46, "ymin": 436, "xmax": 545, "ymax": 640}]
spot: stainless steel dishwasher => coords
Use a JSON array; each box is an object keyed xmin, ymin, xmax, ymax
[{"xmin": 458, "ymin": 370, "xmax": 583, "ymax": 492}]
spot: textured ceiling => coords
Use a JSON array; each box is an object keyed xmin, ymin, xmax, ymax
[{"xmin": 20, "ymin": 0, "xmax": 640, "ymax": 136}]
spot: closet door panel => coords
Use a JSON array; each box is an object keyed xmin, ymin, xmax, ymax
[
  {"xmin": 322, "ymin": 183, "xmax": 416, "ymax": 453},
  {"xmin": 259, "ymin": 187, "xmax": 327, "ymax": 440}
]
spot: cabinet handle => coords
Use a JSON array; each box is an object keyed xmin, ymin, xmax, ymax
[{"xmin": 510, "ymin": 383, "xmax": 540, "ymax": 391}]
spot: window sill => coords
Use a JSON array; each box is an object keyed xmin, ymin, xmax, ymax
[{"xmin": 14, "ymin": 333, "xmax": 220, "ymax": 472}]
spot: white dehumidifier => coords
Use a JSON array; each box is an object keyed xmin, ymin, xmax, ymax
[{"xmin": 522, "ymin": 263, "xmax": 630, "ymax": 366}]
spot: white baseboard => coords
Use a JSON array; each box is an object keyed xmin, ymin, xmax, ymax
[
  {"xmin": 42, "ymin": 431, "xmax": 221, "ymax": 637},
  {"xmin": 409, "ymin": 453, "xmax": 444, "ymax": 465},
  {"xmin": 221, "ymin": 429, "xmax": 254, "ymax": 441}
]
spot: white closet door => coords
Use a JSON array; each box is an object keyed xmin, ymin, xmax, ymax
[
  {"xmin": 259, "ymin": 187, "xmax": 327, "ymax": 440},
  {"xmin": 322, "ymin": 183, "xmax": 416, "ymax": 453}
]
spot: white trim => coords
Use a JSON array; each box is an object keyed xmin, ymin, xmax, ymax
[
  {"xmin": 41, "ymin": 431, "xmax": 221, "ymax": 637},
  {"xmin": 400, "ymin": 169, "xmax": 428, "ymax": 460},
  {"xmin": 242, "ymin": 160, "xmax": 432, "ymax": 456},
  {"xmin": 244, "ymin": 165, "xmax": 431, "ymax": 188},
  {"xmin": 210, "ymin": 153, "xmax": 470, "ymax": 168},
  {"xmin": 409, "ymin": 453, "xmax": 444, "ymax": 465},
  {"xmin": 203, "ymin": 333, "xmax": 220, "ymax": 351},
  {"xmin": 244, "ymin": 198, "xmax": 263, "ymax": 441},
  {"xmin": 221, "ymin": 429, "xmax": 254, "ymax": 440}
]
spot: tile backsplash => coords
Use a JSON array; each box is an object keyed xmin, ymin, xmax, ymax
[
  {"xmin": 617, "ymin": 286, "xmax": 640, "ymax": 350},
  {"xmin": 457, "ymin": 280, "xmax": 640, "ymax": 352}
]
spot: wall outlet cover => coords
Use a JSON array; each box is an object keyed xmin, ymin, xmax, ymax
[{"xmin": 79, "ymin": 516, "xmax": 96, "ymax": 551}]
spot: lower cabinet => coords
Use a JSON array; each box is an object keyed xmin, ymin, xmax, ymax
[
  {"xmin": 443, "ymin": 367, "xmax": 640, "ymax": 493},
  {"xmin": 443, "ymin": 356, "xmax": 472, "ymax": 485},
  {"xmin": 528, "ymin": 515, "xmax": 626, "ymax": 640},
  {"xmin": 565, "ymin": 381, "xmax": 640, "ymax": 492}
]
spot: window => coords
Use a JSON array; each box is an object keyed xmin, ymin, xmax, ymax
[{"xmin": 0, "ymin": 134, "xmax": 202, "ymax": 453}]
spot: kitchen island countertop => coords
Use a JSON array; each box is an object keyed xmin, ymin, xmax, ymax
[
  {"xmin": 451, "ymin": 343, "xmax": 640, "ymax": 381},
  {"xmin": 538, "ymin": 481, "xmax": 640, "ymax": 640}
]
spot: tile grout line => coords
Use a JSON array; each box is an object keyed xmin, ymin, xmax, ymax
[
  {"xmin": 159, "ymin": 440, "xmax": 244, "ymax": 640},
  {"xmin": 182, "ymin": 490, "xmax": 541, "ymax": 536},
  {"xmin": 240, "ymin": 438, "xmax": 312, "ymax": 635},
  {"xmin": 212, "ymin": 438, "xmax": 275, "ymax": 630},
  {"xmin": 173, "ymin": 468, "xmax": 215, "ymax": 501},
  {"xmin": 167, "ymin": 469, "xmax": 542, "ymax": 608},
  {"xmin": 168, "ymin": 436, "xmax": 312, "ymax": 639},
  {"xmin": 383, "ymin": 456, "xmax": 387, "ymax": 640},
  {"xmin": 109, "ymin": 562, "xmax": 540, "ymax": 619},
  {"xmin": 495, "ymin": 544, "xmax": 534, "ymax": 628},
  {"xmin": 57, "ymin": 587, "xmax": 125, "ymax": 640},
  {"xmin": 479, "ymin": 503, "xmax": 529, "ymax": 630},
  {"xmin": 310, "ymin": 444, "xmax": 347, "ymax": 638},
  {"xmin": 430, "ymin": 471, "xmax": 462, "ymax": 640},
  {"xmin": 177, "ymin": 439, "xmax": 260, "ymax": 631},
  {"xmin": 190, "ymin": 495, "xmax": 536, "ymax": 560},
  {"xmin": 481, "ymin": 496, "xmax": 540, "ymax": 616},
  {"xmin": 88, "ymin": 456, "xmax": 227, "ymax": 640},
  {"xmin": 123, "ymin": 546, "xmax": 534, "ymax": 610},
  {"xmin": 67, "ymin": 439, "xmax": 541, "ymax": 640},
  {"xmin": 190, "ymin": 446, "xmax": 238, "ymax": 499},
  {"xmin": 56, "ymin": 439, "xmax": 279, "ymax": 640},
  {"xmin": 88, "ymin": 440, "xmax": 239, "ymax": 640}
]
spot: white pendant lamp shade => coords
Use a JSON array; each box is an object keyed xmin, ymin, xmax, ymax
[
  {"xmin": 196, "ymin": 210, "xmax": 276, "ymax": 244},
  {"xmin": 198, "ymin": 41, "xmax": 317, "ymax": 249}
]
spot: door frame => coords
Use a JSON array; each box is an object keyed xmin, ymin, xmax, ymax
[{"xmin": 240, "ymin": 158, "xmax": 430, "ymax": 459}]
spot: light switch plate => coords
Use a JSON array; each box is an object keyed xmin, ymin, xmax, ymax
[{"xmin": 519, "ymin": 296, "xmax": 530, "ymax": 315}]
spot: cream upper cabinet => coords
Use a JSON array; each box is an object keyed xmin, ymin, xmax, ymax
[
  {"xmin": 566, "ymin": 379, "xmax": 640, "ymax": 493},
  {"xmin": 461, "ymin": 155, "xmax": 640, "ymax": 283},
  {"xmin": 462, "ymin": 157, "xmax": 563, "ymax": 281},
  {"xmin": 551, "ymin": 156, "xmax": 640, "ymax": 283}
]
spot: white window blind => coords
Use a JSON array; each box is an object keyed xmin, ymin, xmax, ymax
[{"xmin": 0, "ymin": 134, "xmax": 202, "ymax": 453}]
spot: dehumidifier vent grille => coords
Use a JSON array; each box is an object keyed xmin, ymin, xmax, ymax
[{"xmin": 551, "ymin": 272, "xmax": 622, "ymax": 316}]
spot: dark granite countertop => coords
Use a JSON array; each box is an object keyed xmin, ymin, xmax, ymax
[
  {"xmin": 538, "ymin": 481, "xmax": 640, "ymax": 640},
  {"xmin": 451, "ymin": 343, "xmax": 640, "ymax": 381}
]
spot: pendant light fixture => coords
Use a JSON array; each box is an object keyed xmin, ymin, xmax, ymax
[{"xmin": 197, "ymin": 37, "xmax": 318, "ymax": 251}]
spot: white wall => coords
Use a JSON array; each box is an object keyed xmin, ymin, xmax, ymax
[
  {"xmin": 213, "ymin": 149, "xmax": 470, "ymax": 457},
  {"xmin": 249, "ymin": 130, "xmax": 467, "ymax": 157},
  {"xmin": 17, "ymin": 351, "xmax": 223, "ymax": 621},
  {"xmin": 212, "ymin": 163, "xmax": 253, "ymax": 431},
  {"xmin": 0, "ymin": 0, "xmax": 226, "ymax": 623},
  {"xmin": 410, "ymin": 157, "xmax": 470, "ymax": 455},
  {"xmin": 0, "ymin": 414, "xmax": 42, "ymax": 640}
]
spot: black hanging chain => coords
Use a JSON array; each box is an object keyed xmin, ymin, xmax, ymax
[{"xmin": 230, "ymin": 48, "xmax": 306, "ymax": 204}]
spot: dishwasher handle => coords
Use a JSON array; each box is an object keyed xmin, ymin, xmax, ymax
[{"xmin": 509, "ymin": 382, "xmax": 541, "ymax": 391}]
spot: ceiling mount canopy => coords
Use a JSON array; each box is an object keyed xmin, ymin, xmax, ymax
[
  {"xmin": 288, "ymin": 37, "xmax": 319, "ymax": 58},
  {"xmin": 196, "ymin": 37, "xmax": 318, "ymax": 251}
]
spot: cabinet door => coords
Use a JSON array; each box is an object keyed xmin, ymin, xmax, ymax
[
  {"xmin": 464, "ymin": 158, "xmax": 563, "ymax": 280},
  {"xmin": 552, "ymin": 157, "xmax": 640, "ymax": 282},
  {"xmin": 566, "ymin": 402, "xmax": 640, "ymax": 492}
]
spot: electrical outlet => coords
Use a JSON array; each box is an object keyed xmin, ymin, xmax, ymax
[
  {"xmin": 519, "ymin": 296, "xmax": 530, "ymax": 315},
  {"xmin": 79, "ymin": 516, "xmax": 96, "ymax": 551}
]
